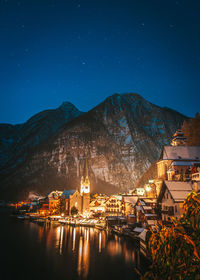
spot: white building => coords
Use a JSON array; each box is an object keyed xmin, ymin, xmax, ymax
[{"xmin": 158, "ymin": 181, "xmax": 193, "ymax": 221}]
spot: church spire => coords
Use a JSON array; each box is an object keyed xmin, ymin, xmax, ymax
[
  {"xmin": 171, "ymin": 129, "xmax": 187, "ymax": 146},
  {"xmin": 84, "ymin": 151, "xmax": 89, "ymax": 179},
  {"xmin": 80, "ymin": 151, "xmax": 90, "ymax": 195}
]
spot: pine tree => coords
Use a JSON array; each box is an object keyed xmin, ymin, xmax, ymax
[{"xmin": 182, "ymin": 113, "xmax": 200, "ymax": 145}]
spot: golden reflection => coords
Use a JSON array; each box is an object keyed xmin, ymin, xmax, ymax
[
  {"xmin": 72, "ymin": 227, "xmax": 76, "ymax": 251},
  {"xmin": 37, "ymin": 225, "xmax": 45, "ymax": 242},
  {"xmin": 34, "ymin": 223, "xmax": 140, "ymax": 276},
  {"xmin": 83, "ymin": 230, "xmax": 90, "ymax": 278},
  {"xmin": 77, "ymin": 236, "xmax": 83, "ymax": 275},
  {"xmin": 77, "ymin": 229, "xmax": 90, "ymax": 278},
  {"xmin": 99, "ymin": 232, "xmax": 102, "ymax": 253},
  {"xmin": 56, "ymin": 226, "xmax": 64, "ymax": 255},
  {"xmin": 106, "ymin": 236, "xmax": 137, "ymax": 265},
  {"xmin": 107, "ymin": 240, "xmax": 122, "ymax": 256},
  {"xmin": 102, "ymin": 231, "xmax": 106, "ymax": 250}
]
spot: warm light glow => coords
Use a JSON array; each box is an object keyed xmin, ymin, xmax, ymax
[
  {"xmin": 77, "ymin": 229, "xmax": 90, "ymax": 278},
  {"xmin": 99, "ymin": 232, "xmax": 102, "ymax": 253},
  {"xmin": 136, "ymin": 188, "xmax": 145, "ymax": 196},
  {"xmin": 80, "ymin": 183, "xmax": 90, "ymax": 194},
  {"xmin": 77, "ymin": 236, "xmax": 83, "ymax": 276},
  {"xmin": 59, "ymin": 226, "xmax": 64, "ymax": 255},
  {"xmin": 72, "ymin": 227, "xmax": 76, "ymax": 251},
  {"xmin": 145, "ymin": 185, "xmax": 151, "ymax": 192}
]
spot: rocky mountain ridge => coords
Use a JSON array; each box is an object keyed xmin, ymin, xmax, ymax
[{"xmin": 0, "ymin": 93, "xmax": 187, "ymax": 200}]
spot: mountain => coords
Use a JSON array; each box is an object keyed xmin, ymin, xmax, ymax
[
  {"xmin": 0, "ymin": 102, "xmax": 83, "ymax": 169},
  {"xmin": 0, "ymin": 93, "xmax": 187, "ymax": 200}
]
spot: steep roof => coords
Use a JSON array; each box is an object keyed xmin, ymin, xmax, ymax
[
  {"xmin": 165, "ymin": 181, "xmax": 192, "ymax": 202},
  {"xmin": 161, "ymin": 146, "xmax": 200, "ymax": 161},
  {"xmin": 171, "ymin": 161, "xmax": 200, "ymax": 166},
  {"xmin": 48, "ymin": 190, "xmax": 63, "ymax": 199},
  {"xmin": 123, "ymin": 196, "xmax": 138, "ymax": 205},
  {"xmin": 61, "ymin": 190, "xmax": 76, "ymax": 199}
]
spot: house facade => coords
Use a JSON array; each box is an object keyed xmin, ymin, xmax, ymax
[
  {"xmin": 105, "ymin": 195, "xmax": 122, "ymax": 216},
  {"xmin": 157, "ymin": 146, "xmax": 200, "ymax": 180},
  {"xmin": 158, "ymin": 181, "xmax": 192, "ymax": 221}
]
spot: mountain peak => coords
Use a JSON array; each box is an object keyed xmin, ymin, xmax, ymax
[{"xmin": 59, "ymin": 101, "xmax": 79, "ymax": 112}]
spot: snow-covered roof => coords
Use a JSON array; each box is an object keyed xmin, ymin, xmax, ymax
[
  {"xmin": 165, "ymin": 181, "xmax": 192, "ymax": 202},
  {"xmin": 113, "ymin": 195, "xmax": 122, "ymax": 200},
  {"xmin": 138, "ymin": 229, "xmax": 149, "ymax": 241},
  {"xmin": 144, "ymin": 213, "xmax": 156, "ymax": 217},
  {"xmin": 143, "ymin": 206, "xmax": 153, "ymax": 210},
  {"xmin": 136, "ymin": 206, "xmax": 143, "ymax": 211},
  {"xmin": 169, "ymin": 191, "xmax": 192, "ymax": 202},
  {"xmin": 171, "ymin": 161, "xmax": 200, "ymax": 166},
  {"xmin": 165, "ymin": 181, "xmax": 192, "ymax": 191},
  {"xmin": 139, "ymin": 200, "xmax": 146, "ymax": 205},
  {"xmin": 133, "ymin": 227, "xmax": 144, "ymax": 233},
  {"xmin": 48, "ymin": 190, "xmax": 63, "ymax": 199},
  {"xmin": 142, "ymin": 198, "xmax": 157, "ymax": 204},
  {"xmin": 123, "ymin": 196, "xmax": 138, "ymax": 205},
  {"xmin": 162, "ymin": 146, "xmax": 200, "ymax": 160}
]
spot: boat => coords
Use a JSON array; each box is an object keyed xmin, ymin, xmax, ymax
[{"xmin": 17, "ymin": 215, "xmax": 26, "ymax": 220}]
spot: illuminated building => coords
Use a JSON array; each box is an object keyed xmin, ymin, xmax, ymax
[
  {"xmin": 61, "ymin": 153, "xmax": 91, "ymax": 215},
  {"xmin": 158, "ymin": 181, "xmax": 193, "ymax": 221},
  {"xmin": 105, "ymin": 195, "xmax": 122, "ymax": 216},
  {"xmin": 171, "ymin": 129, "xmax": 187, "ymax": 146},
  {"xmin": 80, "ymin": 153, "xmax": 91, "ymax": 213},
  {"xmin": 48, "ymin": 190, "xmax": 63, "ymax": 212}
]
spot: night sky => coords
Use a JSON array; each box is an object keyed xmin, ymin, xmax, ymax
[{"xmin": 0, "ymin": 0, "xmax": 199, "ymax": 124}]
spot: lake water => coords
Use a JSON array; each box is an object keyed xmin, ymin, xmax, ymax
[{"xmin": 1, "ymin": 210, "xmax": 149, "ymax": 280}]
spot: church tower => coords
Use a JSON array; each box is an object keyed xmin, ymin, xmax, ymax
[
  {"xmin": 171, "ymin": 129, "xmax": 187, "ymax": 146},
  {"xmin": 80, "ymin": 152, "xmax": 90, "ymax": 213}
]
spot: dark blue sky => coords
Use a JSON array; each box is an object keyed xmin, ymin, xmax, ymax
[{"xmin": 0, "ymin": 0, "xmax": 199, "ymax": 124}]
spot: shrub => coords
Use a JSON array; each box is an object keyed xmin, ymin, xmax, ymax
[{"xmin": 142, "ymin": 191, "xmax": 200, "ymax": 280}]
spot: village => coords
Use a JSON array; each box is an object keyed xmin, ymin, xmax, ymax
[{"xmin": 10, "ymin": 129, "xmax": 200, "ymax": 259}]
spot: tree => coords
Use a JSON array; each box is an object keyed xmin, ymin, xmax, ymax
[
  {"xmin": 71, "ymin": 206, "xmax": 78, "ymax": 216},
  {"xmin": 182, "ymin": 113, "xmax": 200, "ymax": 146},
  {"xmin": 142, "ymin": 191, "xmax": 200, "ymax": 280}
]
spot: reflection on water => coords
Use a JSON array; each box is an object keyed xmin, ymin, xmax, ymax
[
  {"xmin": 43, "ymin": 224, "xmax": 142, "ymax": 279},
  {"xmin": 1, "ymin": 211, "xmax": 148, "ymax": 280},
  {"xmin": 99, "ymin": 231, "xmax": 102, "ymax": 253}
]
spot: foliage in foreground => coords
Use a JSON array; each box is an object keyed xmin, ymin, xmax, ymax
[{"xmin": 142, "ymin": 191, "xmax": 200, "ymax": 280}]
